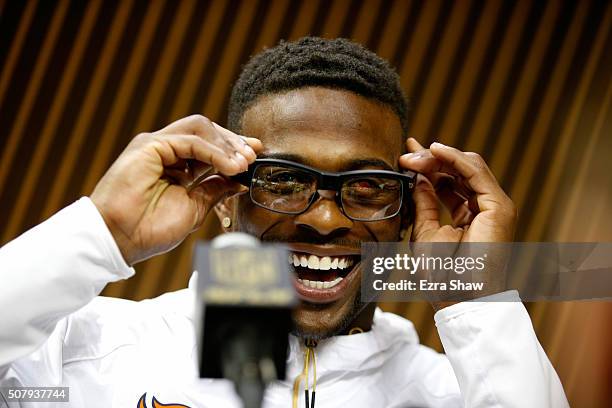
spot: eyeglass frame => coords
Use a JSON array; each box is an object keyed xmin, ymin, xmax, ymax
[{"xmin": 231, "ymin": 158, "xmax": 417, "ymax": 222}]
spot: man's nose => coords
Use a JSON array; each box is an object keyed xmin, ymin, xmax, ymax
[{"xmin": 294, "ymin": 190, "xmax": 353, "ymax": 236}]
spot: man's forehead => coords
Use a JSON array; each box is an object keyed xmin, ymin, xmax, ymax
[
  {"xmin": 243, "ymin": 87, "xmax": 401, "ymax": 132},
  {"xmin": 257, "ymin": 90, "xmax": 372, "ymax": 130},
  {"xmin": 240, "ymin": 87, "xmax": 404, "ymax": 169}
]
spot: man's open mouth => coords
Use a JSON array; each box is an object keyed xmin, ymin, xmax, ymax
[
  {"xmin": 286, "ymin": 248, "xmax": 362, "ymax": 303},
  {"xmin": 289, "ymin": 253, "xmax": 358, "ymax": 288}
]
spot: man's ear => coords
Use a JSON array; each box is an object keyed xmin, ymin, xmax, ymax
[{"xmin": 214, "ymin": 195, "xmax": 237, "ymax": 233}]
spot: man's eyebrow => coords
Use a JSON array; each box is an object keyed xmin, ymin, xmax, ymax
[
  {"xmin": 343, "ymin": 158, "xmax": 394, "ymax": 171},
  {"xmin": 257, "ymin": 154, "xmax": 395, "ymax": 171},
  {"xmin": 258, "ymin": 153, "xmax": 306, "ymax": 164}
]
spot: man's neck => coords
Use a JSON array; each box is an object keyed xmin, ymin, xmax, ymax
[{"xmin": 340, "ymin": 302, "xmax": 376, "ymax": 335}]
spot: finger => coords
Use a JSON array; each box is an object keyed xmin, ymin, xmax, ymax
[
  {"xmin": 434, "ymin": 176, "xmax": 470, "ymax": 214},
  {"xmin": 155, "ymin": 114, "xmax": 214, "ymax": 134},
  {"xmin": 155, "ymin": 114, "xmax": 235, "ymax": 137},
  {"xmin": 212, "ymin": 122, "xmax": 259, "ymax": 162},
  {"xmin": 429, "ymin": 143, "xmax": 514, "ymax": 214},
  {"xmin": 150, "ymin": 134, "xmax": 246, "ymax": 175},
  {"xmin": 240, "ymin": 135, "xmax": 264, "ymax": 154},
  {"xmin": 211, "ymin": 121, "xmax": 264, "ymax": 160},
  {"xmin": 405, "ymin": 139, "xmax": 470, "ymax": 215},
  {"xmin": 429, "ymin": 143, "xmax": 506, "ymax": 196},
  {"xmin": 187, "ymin": 119, "xmax": 250, "ymax": 168},
  {"xmin": 155, "ymin": 115, "xmax": 255, "ymax": 166},
  {"xmin": 420, "ymin": 172, "xmax": 476, "ymax": 227},
  {"xmin": 401, "ymin": 137, "xmax": 428, "ymax": 170},
  {"xmin": 405, "ymin": 138, "xmax": 463, "ymax": 192},
  {"xmin": 412, "ymin": 169, "xmax": 476, "ymax": 227},
  {"xmin": 427, "ymin": 172, "xmax": 473, "ymax": 202},
  {"xmin": 403, "ymin": 138, "xmax": 475, "ymax": 196},
  {"xmin": 406, "ymin": 137, "xmax": 425, "ymax": 152},
  {"xmin": 402, "ymin": 146, "xmax": 480, "ymax": 214},
  {"xmin": 399, "ymin": 148, "xmax": 462, "ymax": 176},
  {"xmin": 402, "ymin": 145, "xmax": 503, "ymax": 194},
  {"xmin": 411, "ymin": 174, "xmax": 441, "ymax": 240}
]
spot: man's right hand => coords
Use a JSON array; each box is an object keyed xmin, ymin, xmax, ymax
[{"xmin": 90, "ymin": 115, "xmax": 263, "ymax": 265}]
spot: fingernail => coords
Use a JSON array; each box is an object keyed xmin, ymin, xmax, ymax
[
  {"xmin": 244, "ymin": 145, "xmax": 255, "ymax": 156},
  {"xmin": 235, "ymin": 152, "xmax": 248, "ymax": 168},
  {"xmin": 431, "ymin": 142, "xmax": 447, "ymax": 148},
  {"xmin": 404, "ymin": 152, "xmax": 424, "ymax": 160}
]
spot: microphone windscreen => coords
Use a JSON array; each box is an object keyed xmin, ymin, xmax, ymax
[{"xmin": 211, "ymin": 232, "xmax": 260, "ymax": 249}]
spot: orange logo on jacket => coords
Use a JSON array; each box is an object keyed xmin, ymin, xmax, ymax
[{"xmin": 137, "ymin": 393, "xmax": 192, "ymax": 408}]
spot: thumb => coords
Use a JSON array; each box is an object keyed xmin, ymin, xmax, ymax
[
  {"xmin": 412, "ymin": 175, "xmax": 441, "ymax": 241},
  {"xmin": 188, "ymin": 175, "xmax": 246, "ymax": 228}
]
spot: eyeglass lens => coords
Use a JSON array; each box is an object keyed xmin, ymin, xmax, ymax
[{"xmin": 250, "ymin": 165, "xmax": 403, "ymax": 220}]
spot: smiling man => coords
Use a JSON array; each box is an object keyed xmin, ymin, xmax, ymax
[
  {"xmin": 0, "ymin": 37, "xmax": 568, "ymax": 407},
  {"xmin": 227, "ymin": 89, "xmax": 407, "ymax": 340}
]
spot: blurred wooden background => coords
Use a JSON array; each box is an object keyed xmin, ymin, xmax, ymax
[{"xmin": 1, "ymin": 0, "xmax": 611, "ymax": 406}]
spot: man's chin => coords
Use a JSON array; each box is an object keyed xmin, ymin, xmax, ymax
[
  {"xmin": 291, "ymin": 320, "xmax": 342, "ymax": 341},
  {"xmin": 290, "ymin": 295, "xmax": 362, "ymax": 340}
]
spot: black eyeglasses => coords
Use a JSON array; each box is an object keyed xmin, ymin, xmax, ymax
[{"xmin": 232, "ymin": 159, "xmax": 417, "ymax": 222}]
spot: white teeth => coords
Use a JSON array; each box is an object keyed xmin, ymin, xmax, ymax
[
  {"xmin": 307, "ymin": 255, "xmax": 319, "ymax": 269},
  {"xmin": 342, "ymin": 257, "xmax": 353, "ymax": 269},
  {"xmin": 297, "ymin": 277, "xmax": 344, "ymax": 289},
  {"xmin": 291, "ymin": 252, "xmax": 356, "ymax": 271},
  {"xmin": 319, "ymin": 256, "xmax": 331, "ymax": 270}
]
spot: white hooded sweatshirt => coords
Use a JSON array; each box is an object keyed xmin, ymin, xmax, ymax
[{"xmin": 0, "ymin": 198, "xmax": 569, "ymax": 408}]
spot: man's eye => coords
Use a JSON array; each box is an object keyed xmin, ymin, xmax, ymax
[
  {"xmin": 254, "ymin": 171, "xmax": 310, "ymax": 194},
  {"xmin": 344, "ymin": 178, "xmax": 400, "ymax": 200},
  {"xmin": 346, "ymin": 178, "xmax": 387, "ymax": 192},
  {"xmin": 266, "ymin": 171, "xmax": 305, "ymax": 183},
  {"xmin": 350, "ymin": 180, "xmax": 379, "ymax": 190}
]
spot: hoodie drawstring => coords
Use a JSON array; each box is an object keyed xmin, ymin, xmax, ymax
[{"xmin": 292, "ymin": 339, "xmax": 317, "ymax": 408}]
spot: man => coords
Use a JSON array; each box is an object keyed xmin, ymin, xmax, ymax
[{"xmin": 0, "ymin": 37, "xmax": 568, "ymax": 407}]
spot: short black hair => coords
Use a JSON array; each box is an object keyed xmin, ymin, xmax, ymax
[{"xmin": 227, "ymin": 36, "xmax": 408, "ymax": 135}]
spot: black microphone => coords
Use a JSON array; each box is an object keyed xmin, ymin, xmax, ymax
[{"xmin": 194, "ymin": 233, "xmax": 296, "ymax": 408}]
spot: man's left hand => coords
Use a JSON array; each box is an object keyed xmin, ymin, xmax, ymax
[
  {"xmin": 399, "ymin": 138, "xmax": 518, "ymax": 309},
  {"xmin": 399, "ymin": 138, "xmax": 517, "ymax": 244}
]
